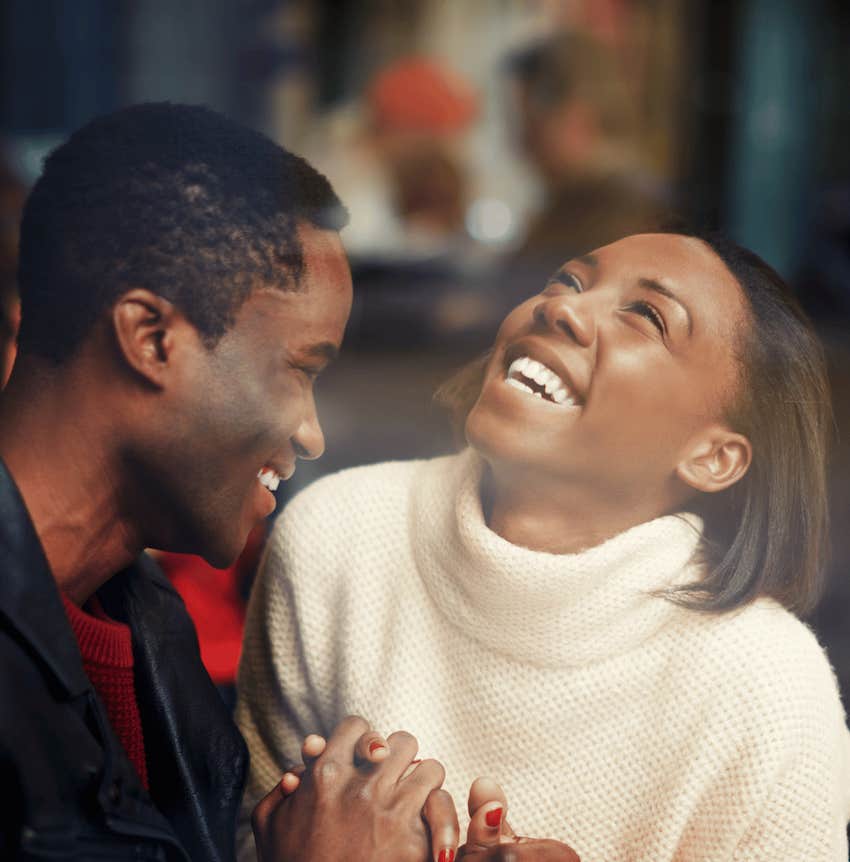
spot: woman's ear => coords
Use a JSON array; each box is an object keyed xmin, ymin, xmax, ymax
[
  {"xmin": 111, "ymin": 289, "xmax": 180, "ymax": 388},
  {"xmin": 675, "ymin": 425, "xmax": 753, "ymax": 494}
]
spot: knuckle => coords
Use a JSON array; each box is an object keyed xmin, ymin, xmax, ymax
[
  {"xmin": 313, "ymin": 758, "xmax": 342, "ymax": 788},
  {"xmin": 424, "ymin": 786, "xmax": 451, "ymax": 811},
  {"xmin": 420, "ymin": 758, "xmax": 446, "ymax": 785},
  {"xmin": 369, "ymin": 770, "xmax": 396, "ymax": 798},
  {"xmin": 388, "ymin": 729, "xmax": 417, "ymax": 748},
  {"xmin": 341, "ymin": 714, "xmax": 370, "ymax": 734},
  {"xmin": 351, "ymin": 779, "xmax": 375, "ymax": 805}
]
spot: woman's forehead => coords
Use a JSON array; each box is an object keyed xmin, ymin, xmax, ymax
[{"xmin": 587, "ymin": 233, "xmax": 747, "ymax": 336}]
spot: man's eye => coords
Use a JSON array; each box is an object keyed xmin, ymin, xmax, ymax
[{"xmin": 626, "ymin": 301, "xmax": 666, "ymax": 335}]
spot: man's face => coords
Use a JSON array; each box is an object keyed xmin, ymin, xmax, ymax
[{"xmin": 148, "ymin": 223, "xmax": 352, "ymax": 566}]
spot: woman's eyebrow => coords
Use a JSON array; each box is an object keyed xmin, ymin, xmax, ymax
[
  {"xmin": 546, "ymin": 253, "xmax": 599, "ymax": 284},
  {"xmin": 638, "ymin": 277, "xmax": 693, "ymax": 335}
]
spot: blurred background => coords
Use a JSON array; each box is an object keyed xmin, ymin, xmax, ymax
[{"xmin": 1, "ymin": 0, "xmax": 848, "ymax": 705}]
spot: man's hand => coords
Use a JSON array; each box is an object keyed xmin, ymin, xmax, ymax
[
  {"xmin": 252, "ymin": 715, "xmax": 459, "ymax": 862},
  {"xmin": 458, "ymin": 777, "xmax": 580, "ymax": 862}
]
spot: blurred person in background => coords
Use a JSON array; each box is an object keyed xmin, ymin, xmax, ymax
[
  {"xmin": 0, "ymin": 102, "xmax": 462, "ymax": 862},
  {"xmin": 316, "ymin": 56, "xmax": 477, "ymax": 261},
  {"xmin": 497, "ymin": 31, "xmax": 668, "ymax": 315},
  {"xmin": 307, "ymin": 56, "xmax": 486, "ymax": 351}
]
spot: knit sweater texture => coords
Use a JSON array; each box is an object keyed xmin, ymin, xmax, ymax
[
  {"xmin": 62, "ymin": 593, "xmax": 149, "ymax": 789},
  {"xmin": 236, "ymin": 450, "xmax": 850, "ymax": 861}
]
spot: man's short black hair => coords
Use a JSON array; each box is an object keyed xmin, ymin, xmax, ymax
[{"xmin": 17, "ymin": 102, "xmax": 349, "ymax": 363}]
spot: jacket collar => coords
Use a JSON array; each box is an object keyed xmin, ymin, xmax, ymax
[{"xmin": 0, "ymin": 458, "xmax": 91, "ymax": 697}]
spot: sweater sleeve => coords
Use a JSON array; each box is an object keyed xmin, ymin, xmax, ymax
[
  {"xmin": 730, "ymin": 727, "xmax": 850, "ymax": 861},
  {"xmin": 233, "ymin": 492, "xmax": 343, "ymax": 861},
  {"xmin": 727, "ymin": 623, "xmax": 850, "ymax": 862}
]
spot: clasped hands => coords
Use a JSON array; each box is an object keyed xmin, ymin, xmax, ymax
[{"xmin": 252, "ymin": 715, "xmax": 580, "ymax": 862}]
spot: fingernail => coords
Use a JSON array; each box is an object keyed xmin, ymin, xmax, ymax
[
  {"xmin": 438, "ymin": 849, "xmax": 455, "ymax": 862},
  {"xmin": 485, "ymin": 807, "xmax": 503, "ymax": 828},
  {"xmin": 369, "ymin": 740, "xmax": 386, "ymax": 755}
]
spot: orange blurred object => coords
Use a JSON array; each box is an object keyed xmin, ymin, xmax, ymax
[{"xmin": 368, "ymin": 57, "xmax": 477, "ymax": 135}]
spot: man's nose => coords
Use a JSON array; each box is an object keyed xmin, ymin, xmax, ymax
[
  {"xmin": 532, "ymin": 292, "xmax": 596, "ymax": 347},
  {"xmin": 292, "ymin": 396, "xmax": 325, "ymax": 461}
]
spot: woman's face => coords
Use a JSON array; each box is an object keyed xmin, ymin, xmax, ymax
[{"xmin": 466, "ymin": 233, "xmax": 749, "ymax": 505}]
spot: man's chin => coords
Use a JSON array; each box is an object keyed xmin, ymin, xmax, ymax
[{"xmin": 199, "ymin": 539, "xmax": 246, "ymax": 570}]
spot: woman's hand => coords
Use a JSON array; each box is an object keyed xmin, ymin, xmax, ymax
[
  {"xmin": 458, "ymin": 777, "xmax": 580, "ymax": 862},
  {"xmin": 252, "ymin": 715, "xmax": 459, "ymax": 862}
]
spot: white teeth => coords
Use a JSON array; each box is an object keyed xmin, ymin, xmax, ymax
[
  {"xmin": 257, "ymin": 469, "xmax": 281, "ymax": 492},
  {"xmin": 505, "ymin": 354, "xmax": 578, "ymax": 407},
  {"xmin": 506, "ymin": 377, "xmax": 534, "ymax": 394},
  {"xmin": 507, "ymin": 358, "xmax": 524, "ymax": 378}
]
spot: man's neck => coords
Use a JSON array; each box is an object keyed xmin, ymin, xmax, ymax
[{"xmin": 0, "ymin": 359, "xmax": 143, "ymax": 604}]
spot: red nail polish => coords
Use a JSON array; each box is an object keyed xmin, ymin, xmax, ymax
[
  {"xmin": 369, "ymin": 740, "xmax": 385, "ymax": 755},
  {"xmin": 485, "ymin": 807, "xmax": 503, "ymax": 828},
  {"xmin": 438, "ymin": 850, "xmax": 455, "ymax": 862}
]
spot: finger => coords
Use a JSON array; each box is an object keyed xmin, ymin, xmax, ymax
[
  {"xmin": 467, "ymin": 777, "xmax": 508, "ymax": 818},
  {"xmin": 399, "ymin": 758, "xmax": 446, "ymax": 815},
  {"xmin": 301, "ymin": 733, "xmax": 327, "ymax": 767},
  {"xmin": 320, "ymin": 714, "xmax": 371, "ymax": 763},
  {"xmin": 467, "ymin": 776, "xmax": 516, "ymax": 839},
  {"xmin": 379, "ymin": 729, "xmax": 420, "ymax": 782},
  {"xmin": 400, "ymin": 758, "xmax": 422, "ymax": 779},
  {"xmin": 422, "ymin": 787, "xmax": 459, "ymax": 862},
  {"xmin": 279, "ymin": 765, "xmax": 305, "ymax": 796},
  {"xmin": 250, "ymin": 780, "xmax": 286, "ymax": 835},
  {"xmin": 353, "ymin": 729, "xmax": 390, "ymax": 765},
  {"xmin": 465, "ymin": 778, "xmax": 509, "ymax": 849}
]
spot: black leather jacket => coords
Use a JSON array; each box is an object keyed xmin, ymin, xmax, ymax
[{"xmin": 0, "ymin": 460, "xmax": 248, "ymax": 860}]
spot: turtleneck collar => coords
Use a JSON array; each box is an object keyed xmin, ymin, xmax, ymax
[{"xmin": 411, "ymin": 448, "xmax": 705, "ymax": 668}]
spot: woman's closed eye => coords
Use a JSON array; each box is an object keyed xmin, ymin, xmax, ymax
[{"xmin": 625, "ymin": 300, "xmax": 666, "ymax": 335}]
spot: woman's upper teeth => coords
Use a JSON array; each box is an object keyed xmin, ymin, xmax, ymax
[{"xmin": 506, "ymin": 356, "xmax": 576, "ymax": 406}]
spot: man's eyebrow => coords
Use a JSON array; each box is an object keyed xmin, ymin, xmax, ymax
[
  {"xmin": 576, "ymin": 253, "xmax": 598, "ymax": 267},
  {"xmin": 638, "ymin": 277, "xmax": 693, "ymax": 335}
]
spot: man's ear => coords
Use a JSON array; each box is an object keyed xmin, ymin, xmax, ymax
[
  {"xmin": 112, "ymin": 289, "xmax": 181, "ymax": 388},
  {"xmin": 675, "ymin": 425, "xmax": 753, "ymax": 494}
]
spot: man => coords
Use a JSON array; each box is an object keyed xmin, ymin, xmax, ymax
[
  {"xmin": 0, "ymin": 102, "xmax": 465, "ymax": 862},
  {"xmin": 0, "ymin": 103, "xmax": 577, "ymax": 862}
]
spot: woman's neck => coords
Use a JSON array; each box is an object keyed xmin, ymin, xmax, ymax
[{"xmin": 482, "ymin": 462, "xmax": 674, "ymax": 555}]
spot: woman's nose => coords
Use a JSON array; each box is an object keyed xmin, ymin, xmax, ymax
[{"xmin": 532, "ymin": 292, "xmax": 596, "ymax": 347}]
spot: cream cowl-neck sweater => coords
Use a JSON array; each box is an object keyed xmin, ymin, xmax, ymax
[{"xmin": 236, "ymin": 450, "xmax": 850, "ymax": 861}]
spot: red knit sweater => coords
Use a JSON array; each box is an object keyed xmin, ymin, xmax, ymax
[{"xmin": 62, "ymin": 593, "xmax": 149, "ymax": 789}]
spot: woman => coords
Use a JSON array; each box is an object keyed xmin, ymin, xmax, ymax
[{"xmin": 236, "ymin": 232, "xmax": 850, "ymax": 860}]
